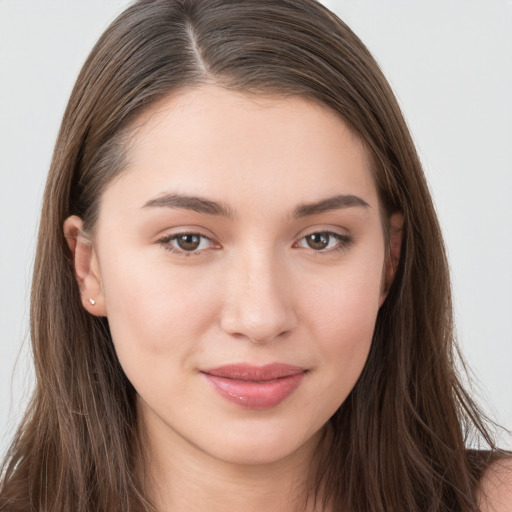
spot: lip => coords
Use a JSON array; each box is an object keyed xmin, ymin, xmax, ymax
[{"xmin": 201, "ymin": 363, "xmax": 307, "ymax": 410}]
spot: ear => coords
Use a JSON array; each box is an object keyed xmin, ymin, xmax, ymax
[
  {"xmin": 63, "ymin": 215, "xmax": 107, "ymax": 316},
  {"xmin": 379, "ymin": 212, "xmax": 404, "ymax": 307}
]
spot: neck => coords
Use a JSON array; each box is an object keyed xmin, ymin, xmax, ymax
[
  {"xmin": 139, "ymin": 413, "xmax": 330, "ymax": 512},
  {"xmin": 152, "ymin": 454, "xmax": 316, "ymax": 512}
]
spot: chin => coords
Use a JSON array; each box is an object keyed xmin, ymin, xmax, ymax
[{"xmin": 202, "ymin": 423, "xmax": 326, "ymax": 468}]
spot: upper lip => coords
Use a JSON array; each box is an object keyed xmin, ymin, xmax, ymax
[{"xmin": 201, "ymin": 363, "xmax": 307, "ymax": 381}]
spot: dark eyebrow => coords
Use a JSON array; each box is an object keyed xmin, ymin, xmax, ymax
[
  {"xmin": 143, "ymin": 193, "xmax": 233, "ymax": 217},
  {"xmin": 143, "ymin": 192, "xmax": 369, "ymax": 218},
  {"xmin": 293, "ymin": 194, "xmax": 370, "ymax": 218}
]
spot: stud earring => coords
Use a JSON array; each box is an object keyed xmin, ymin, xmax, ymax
[{"xmin": 89, "ymin": 298, "xmax": 96, "ymax": 305}]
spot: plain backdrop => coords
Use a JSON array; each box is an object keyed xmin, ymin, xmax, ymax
[{"xmin": 1, "ymin": 0, "xmax": 511, "ymax": 458}]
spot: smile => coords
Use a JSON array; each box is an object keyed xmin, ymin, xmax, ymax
[{"xmin": 201, "ymin": 363, "xmax": 307, "ymax": 410}]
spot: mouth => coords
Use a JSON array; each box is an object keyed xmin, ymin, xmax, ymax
[{"xmin": 200, "ymin": 363, "xmax": 307, "ymax": 410}]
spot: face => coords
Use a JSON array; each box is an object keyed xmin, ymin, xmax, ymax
[{"xmin": 70, "ymin": 85, "xmax": 391, "ymax": 468}]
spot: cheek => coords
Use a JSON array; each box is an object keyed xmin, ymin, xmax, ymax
[
  {"xmin": 311, "ymin": 291, "xmax": 378, "ymax": 371},
  {"xmin": 99, "ymin": 255, "xmax": 220, "ymax": 372},
  {"xmin": 304, "ymin": 255, "xmax": 383, "ymax": 335},
  {"xmin": 300, "ymin": 258, "xmax": 383, "ymax": 385}
]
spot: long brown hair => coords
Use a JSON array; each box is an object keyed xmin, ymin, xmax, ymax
[{"xmin": 0, "ymin": 0, "xmax": 502, "ymax": 510}]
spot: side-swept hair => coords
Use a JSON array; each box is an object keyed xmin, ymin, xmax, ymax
[{"xmin": 0, "ymin": 1, "xmax": 501, "ymax": 510}]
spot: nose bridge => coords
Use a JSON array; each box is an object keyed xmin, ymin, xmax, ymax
[{"xmin": 220, "ymin": 244, "xmax": 297, "ymax": 343}]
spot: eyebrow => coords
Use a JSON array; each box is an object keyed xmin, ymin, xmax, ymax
[
  {"xmin": 143, "ymin": 192, "xmax": 370, "ymax": 218},
  {"xmin": 293, "ymin": 194, "xmax": 370, "ymax": 217},
  {"xmin": 143, "ymin": 193, "xmax": 233, "ymax": 217}
]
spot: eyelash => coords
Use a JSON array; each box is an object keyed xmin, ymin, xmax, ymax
[
  {"xmin": 158, "ymin": 233, "xmax": 217, "ymax": 256},
  {"xmin": 158, "ymin": 231, "xmax": 353, "ymax": 256},
  {"xmin": 294, "ymin": 231, "xmax": 354, "ymax": 253}
]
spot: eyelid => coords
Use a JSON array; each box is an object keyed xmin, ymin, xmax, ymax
[
  {"xmin": 293, "ymin": 228, "xmax": 354, "ymax": 253},
  {"xmin": 155, "ymin": 225, "xmax": 353, "ymax": 256},
  {"xmin": 157, "ymin": 229, "xmax": 221, "ymax": 256}
]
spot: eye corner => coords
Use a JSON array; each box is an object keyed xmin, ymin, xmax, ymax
[
  {"xmin": 293, "ymin": 230, "xmax": 354, "ymax": 253},
  {"xmin": 157, "ymin": 231, "xmax": 222, "ymax": 256}
]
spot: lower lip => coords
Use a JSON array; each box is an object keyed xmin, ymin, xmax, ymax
[{"xmin": 202, "ymin": 372, "xmax": 306, "ymax": 409}]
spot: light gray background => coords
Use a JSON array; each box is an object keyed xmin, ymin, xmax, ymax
[{"xmin": 1, "ymin": 1, "xmax": 511, "ymax": 458}]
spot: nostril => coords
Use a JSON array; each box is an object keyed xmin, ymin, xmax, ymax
[
  {"xmin": 247, "ymin": 328, "xmax": 292, "ymax": 345},
  {"xmin": 219, "ymin": 260, "xmax": 298, "ymax": 343},
  {"xmin": 220, "ymin": 301, "xmax": 298, "ymax": 344}
]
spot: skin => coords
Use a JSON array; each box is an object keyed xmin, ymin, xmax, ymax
[
  {"xmin": 65, "ymin": 85, "xmax": 403, "ymax": 511},
  {"xmin": 478, "ymin": 458, "xmax": 512, "ymax": 512}
]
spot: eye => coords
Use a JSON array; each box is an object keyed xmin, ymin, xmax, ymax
[
  {"xmin": 295, "ymin": 231, "xmax": 352, "ymax": 252},
  {"xmin": 159, "ymin": 232, "xmax": 216, "ymax": 254}
]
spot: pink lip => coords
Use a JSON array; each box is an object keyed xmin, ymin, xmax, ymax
[{"xmin": 201, "ymin": 363, "xmax": 307, "ymax": 410}]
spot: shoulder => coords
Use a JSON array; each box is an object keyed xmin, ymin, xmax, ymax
[{"xmin": 478, "ymin": 456, "xmax": 512, "ymax": 512}]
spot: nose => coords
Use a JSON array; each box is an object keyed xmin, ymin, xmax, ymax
[{"xmin": 220, "ymin": 249, "xmax": 298, "ymax": 344}]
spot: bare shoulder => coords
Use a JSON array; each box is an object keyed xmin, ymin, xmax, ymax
[{"xmin": 478, "ymin": 456, "xmax": 512, "ymax": 512}]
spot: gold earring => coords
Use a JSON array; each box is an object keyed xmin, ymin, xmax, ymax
[{"xmin": 89, "ymin": 298, "xmax": 96, "ymax": 305}]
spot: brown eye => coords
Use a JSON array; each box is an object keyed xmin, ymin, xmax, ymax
[
  {"xmin": 176, "ymin": 234, "xmax": 201, "ymax": 251},
  {"xmin": 305, "ymin": 233, "xmax": 330, "ymax": 250},
  {"xmin": 295, "ymin": 231, "xmax": 352, "ymax": 252},
  {"xmin": 160, "ymin": 233, "xmax": 214, "ymax": 254}
]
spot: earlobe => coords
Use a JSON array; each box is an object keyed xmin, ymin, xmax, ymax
[
  {"xmin": 379, "ymin": 212, "xmax": 404, "ymax": 306},
  {"xmin": 63, "ymin": 215, "xmax": 107, "ymax": 316}
]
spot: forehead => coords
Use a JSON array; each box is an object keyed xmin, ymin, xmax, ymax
[{"xmin": 102, "ymin": 84, "xmax": 378, "ymax": 217}]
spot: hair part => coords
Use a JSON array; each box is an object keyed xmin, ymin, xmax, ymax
[{"xmin": 0, "ymin": 1, "xmax": 504, "ymax": 511}]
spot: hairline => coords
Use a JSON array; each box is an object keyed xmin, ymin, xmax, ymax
[{"xmin": 82, "ymin": 82, "xmax": 394, "ymax": 244}]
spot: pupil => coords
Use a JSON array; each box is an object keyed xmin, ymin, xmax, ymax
[
  {"xmin": 177, "ymin": 234, "xmax": 200, "ymax": 251},
  {"xmin": 307, "ymin": 233, "xmax": 329, "ymax": 250}
]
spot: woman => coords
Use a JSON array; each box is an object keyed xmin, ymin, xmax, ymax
[{"xmin": 0, "ymin": 0, "xmax": 510, "ymax": 510}]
